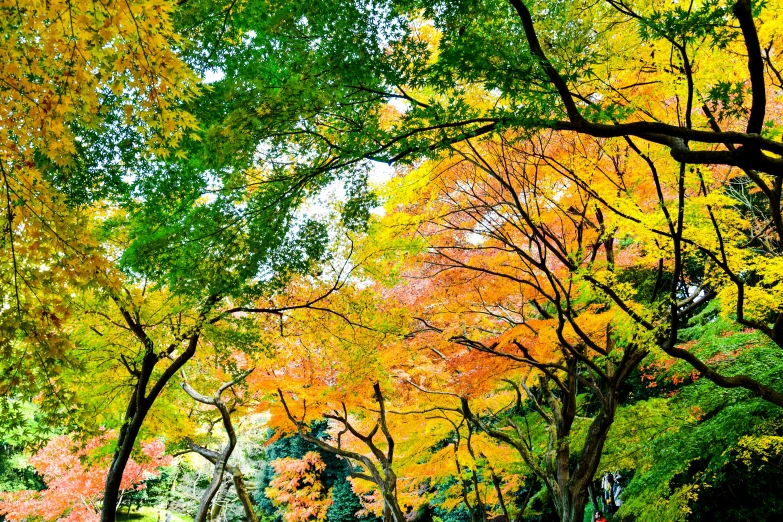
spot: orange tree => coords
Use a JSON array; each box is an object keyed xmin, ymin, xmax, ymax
[
  {"xmin": 362, "ymin": 89, "xmax": 783, "ymax": 515},
  {"xmin": 367, "ymin": 102, "xmax": 783, "ymax": 512},
  {"xmin": 367, "ymin": 140, "xmax": 647, "ymax": 522},
  {"xmin": 254, "ymin": 282, "xmax": 411, "ymax": 522},
  {"xmin": 252, "ymin": 238, "xmax": 531, "ymax": 521}
]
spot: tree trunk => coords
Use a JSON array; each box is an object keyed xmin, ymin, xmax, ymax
[
  {"xmin": 102, "ymin": 411, "xmax": 147, "ymax": 521},
  {"xmin": 209, "ymin": 478, "xmax": 229, "ymax": 521},
  {"xmin": 101, "ymin": 298, "xmax": 213, "ymax": 522},
  {"xmin": 195, "ymin": 458, "xmax": 230, "ymax": 522},
  {"xmin": 490, "ymin": 468, "xmax": 510, "ymax": 521},
  {"xmin": 558, "ymin": 490, "xmax": 588, "ymax": 522},
  {"xmin": 587, "ymin": 483, "xmax": 599, "ymax": 514},
  {"xmin": 231, "ymin": 468, "xmax": 259, "ymax": 522},
  {"xmin": 182, "ymin": 370, "xmax": 252, "ymax": 522},
  {"xmin": 383, "ymin": 490, "xmax": 406, "ymax": 522},
  {"xmin": 461, "ymin": 345, "xmax": 644, "ymax": 522}
]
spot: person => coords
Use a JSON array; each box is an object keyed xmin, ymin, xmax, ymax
[
  {"xmin": 602, "ymin": 472, "xmax": 617, "ymax": 513},
  {"xmin": 594, "ymin": 511, "xmax": 607, "ymax": 522},
  {"xmin": 613, "ymin": 472, "xmax": 624, "ymax": 509}
]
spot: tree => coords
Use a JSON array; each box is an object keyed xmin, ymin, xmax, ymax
[
  {"xmin": 253, "ymin": 421, "xmax": 382, "ymax": 522},
  {"xmin": 266, "ymin": 451, "xmax": 333, "ymax": 522},
  {"xmin": 178, "ymin": 0, "xmax": 783, "ymax": 406},
  {"xmin": 588, "ymin": 312, "xmax": 783, "ymax": 522},
  {"xmin": 361, "ymin": 130, "xmax": 656, "ymax": 521},
  {"xmin": 0, "ymin": 0, "xmax": 199, "ymax": 405},
  {"xmin": 0, "ymin": 434, "xmax": 170, "ymax": 521},
  {"xmin": 93, "ymin": 273, "xmax": 352, "ymax": 522},
  {"xmin": 278, "ymin": 383, "xmax": 406, "ymax": 522},
  {"xmin": 181, "ymin": 369, "xmax": 258, "ymax": 522},
  {"xmin": 94, "ymin": 290, "xmax": 221, "ymax": 522},
  {"xmin": 49, "ymin": 259, "xmax": 349, "ymax": 522}
]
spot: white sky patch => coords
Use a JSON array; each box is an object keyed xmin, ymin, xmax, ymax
[
  {"xmin": 465, "ymin": 232, "xmax": 485, "ymax": 245},
  {"xmin": 387, "ymin": 96, "xmax": 409, "ymax": 114},
  {"xmin": 368, "ymin": 161, "xmax": 395, "ymax": 185},
  {"xmin": 369, "ymin": 162, "xmax": 395, "ymax": 217},
  {"xmin": 203, "ymin": 69, "xmax": 225, "ymax": 84},
  {"xmin": 300, "ymin": 178, "xmax": 345, "ymax": 220},
  {"xmin": 296, "ymin": 161, "xmax": 395, "ymax": 221}
]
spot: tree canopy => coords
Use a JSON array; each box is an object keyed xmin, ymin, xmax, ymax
[{"xmin": 2, "ymin": 0, "xmax": 783, "ymax": 521}]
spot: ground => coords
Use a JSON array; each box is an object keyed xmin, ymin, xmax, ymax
[{"xmin": 116, "ymin": 506, "xmax": 192, "ymax": 522}]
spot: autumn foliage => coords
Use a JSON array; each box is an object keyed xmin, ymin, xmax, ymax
[
  {"xmin": 3, "ymin": 0, "xmax": 783, "ymax": 521},
  {"xmin": 0, "ymin": 435, "xmax": 170, "ymax": 522},
  {"xmin": 266, "ymin": 452, "xmax": 333, "ymax": 522}
]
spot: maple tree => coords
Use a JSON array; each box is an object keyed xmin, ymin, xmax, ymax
[
  {"xmin": 266, "ymin": 451, "xmax": 334, "ymax": 522},
  {"xmin": 379, "ymin": 115, "xmax": 783, "ymax": 407},
  {"xmin": 278, "ymin": 383, "xmax": 406, "ymax": 522},
  {"xmin": 0, "ymin": 0, "xmax": 199, "ymax": 402},
  {"xmin": 358, "ymin": 132, "xmax": 648, "ymax": 522},
  {"xmin": 80, "ymin": 269, "xmax": 352, "ymax": 522},
  {"xmin": 254, "ymin": 267, "xmax": 529, "ymax": 521},
  {"xmin": 4, "ymin": 0, "xmax": 783, "ymax": 521},
  {"xmin": 0, "ymin": 434, "xmax": 170, "ymax": 521},
  {"xmin": 245, "ymin": 279, "xmax": 409, "ymax": 522},
  {"xmin": 177, "ymin": 0, "xmax": 783, "ymax": 410},
  {"xmin": 181, "ymin": 368, "xmax": 258, "ymax": 522}
]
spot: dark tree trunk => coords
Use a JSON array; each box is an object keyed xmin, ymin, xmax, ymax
[
  {"xmin": 102, "ymin": 391, "xmax": 151, "ymax": 520},
  {"xmin": 460, "ymin": 342, "xmax": 645, "ymax": 522},
  {"xmin": 101, "ymin": 295, "xmax": 219, "ymax": 522}
]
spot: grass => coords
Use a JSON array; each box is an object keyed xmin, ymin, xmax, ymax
[{"xmin": 116, "ymin": 506, "xmax": 192, "ymax": 522}]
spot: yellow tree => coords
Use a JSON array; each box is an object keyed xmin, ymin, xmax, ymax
[{"xmin": 0, "ymin": 0, "xmax": 199, "ymax": 410}]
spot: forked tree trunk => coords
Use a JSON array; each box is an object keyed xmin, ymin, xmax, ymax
[
  {"xmin": 101, "ymin": 295, "xmax": 219, "ymax": 522},
  {"xmin": 557, "ymin": 492, "xmax": 588, "ymax": 522},
  {"xmin": 182, "ymin": 369, "xmax": 254, "ymax": 522},
  {"xmin": 103, "ymin": 354, "xmax": 191, "ymax": 520},
  {"xmin": 279, "ymin": 383, "xmax": 405, "ymax": 522},
  {"xmin": 460, "ymin": 343, "xmax": 645, "ymax": 522}
]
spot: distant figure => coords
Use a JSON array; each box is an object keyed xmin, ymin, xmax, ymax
[
  {"xmin": 613, "ymin": 472, "xmax": 624, "ymax": 509},
  {"xmin": 594, "ymin": 510, "xmax": 608, "ymax": 522},
  {"xmin": 165, "ymin": 513, "xmax": 172, "ymax": 522},
  {"xmin": 602, "ymin": 472, "xmax": 617, "ymax": 513}
]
